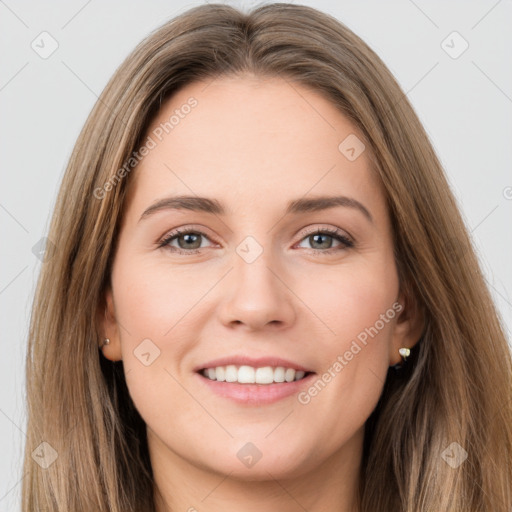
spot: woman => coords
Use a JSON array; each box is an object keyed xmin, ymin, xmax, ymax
[{"xmin": 22, "ymin": 3, "xmax": 512, "ymax": 511}]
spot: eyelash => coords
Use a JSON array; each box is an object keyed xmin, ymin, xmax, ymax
[{"xmin": 157, "ymin": 226, "xmax": 354, "ymax": 256}]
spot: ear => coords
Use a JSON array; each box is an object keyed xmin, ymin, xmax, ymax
[
  {"xmin": 97, "ymin": 285, "xmax": 123, "ymax": 361},
  {"xmin": 389, "ymin": 282, "xmax": 424, "ymax": 366}
]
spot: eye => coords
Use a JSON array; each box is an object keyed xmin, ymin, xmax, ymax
[
  {"xmin": 295, "ymin": 227, "xmax": 354, "ymax": 255},
  {"xmin": 158, "ymin": 228, "xmax": 215, "ymax": 255}
]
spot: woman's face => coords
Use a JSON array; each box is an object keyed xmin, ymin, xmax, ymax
[{"xmin": 102, "ymin": 74, "xmax": 417, "ymax": 481}]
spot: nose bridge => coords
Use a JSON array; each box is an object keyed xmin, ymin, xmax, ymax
[
  {"xmin": 217, "ymin": 233, "xmax": 296, "ymax": 330},
  {"xmin": 234, "ymin": 235, "xmax": 277, "ymax": 289}
]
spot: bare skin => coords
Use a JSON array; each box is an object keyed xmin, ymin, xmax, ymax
[{"xmin": 100, "ymin": 73, "xmax": 422, "ymax": 512}]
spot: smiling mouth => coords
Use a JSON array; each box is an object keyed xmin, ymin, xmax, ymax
[{"xmin": 198, "ymin": 365, "xmax": 314, "ymax": 384}]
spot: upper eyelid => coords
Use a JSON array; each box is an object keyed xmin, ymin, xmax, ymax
[{"xmin": 161, "ymin": 225, "xmax": 218, "ymax": 244}]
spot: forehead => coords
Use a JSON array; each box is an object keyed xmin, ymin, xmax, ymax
[{"xmin": 125, "ymin": 74, "xmax": 385, "ymax": 221}]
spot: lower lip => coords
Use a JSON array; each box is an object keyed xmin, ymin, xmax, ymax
[{"xmin": 196, "ymin": 372, "xmax": 316, "ymax": 405}]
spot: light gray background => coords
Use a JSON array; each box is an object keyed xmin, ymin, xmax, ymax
[{"xmin": 1, "ymin": 0, "xmax": 511, "ymax": 509}]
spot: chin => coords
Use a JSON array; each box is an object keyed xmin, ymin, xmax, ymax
[{"xmin": 196, "ymin": 444, "xmax": 317, "ymax": 481}]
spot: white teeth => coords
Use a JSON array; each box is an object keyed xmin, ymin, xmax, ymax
[
  {"xmin": 295, "ymin": 370, "xmax": 305, "ymax": 380},
  {"xmin": 238, "ymin": 365, "xmax": 255, "ymax": 383},
  {"xmin": 274, "ymin": 367, "xmax": 285, "ymax": 382},
  {"xmin": 200, "ymin": 365, "xmax": 309, "ymax": 384},
  {"xmin": 215, "ymin": 366, "xmax": 226, "ymax": 382},
  {"xmin": 225, "ymin": 365, "xmax": 237, "ymax": 382},
  {"xmin": 255, "ymin": 366, "xmax": 274, "ymax": 384},
  {"xmin": 285, "ymin": 368, "xmax": 295, "ymax": 382}
]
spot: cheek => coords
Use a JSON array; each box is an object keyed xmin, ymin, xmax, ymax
[
  {"xmin": 110, "ymin": 255, "xmax": 191, "ymax": 405},
  {"xmin": 294, "ymin": 260, "xmax": 399, "ymax": 424},
  {"xmin": 298, "ymin": 259, "xmax": 399, "ymax": 349},
  {"xmin": 113, "ymin": 254, "xmax": 199, "ymax": 339}
]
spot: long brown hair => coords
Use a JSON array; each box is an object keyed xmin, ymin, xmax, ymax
[{"xmin": 22, "ymin": 3, "xmax": 512, "ymax": 511}]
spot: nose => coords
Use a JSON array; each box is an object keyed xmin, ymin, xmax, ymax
[{"xmin": 217, "ymin": 244, "xmax": 297, "ymax": 332}]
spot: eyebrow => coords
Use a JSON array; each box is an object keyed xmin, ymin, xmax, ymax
[{"xmin": 138, "ymin": 194, "xmax": 373, "ymax": 223}]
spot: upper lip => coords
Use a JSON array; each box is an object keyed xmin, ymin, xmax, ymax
[{"xmin": 194, "ymin": 355, "xmax": 314, "ymax": 373}]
